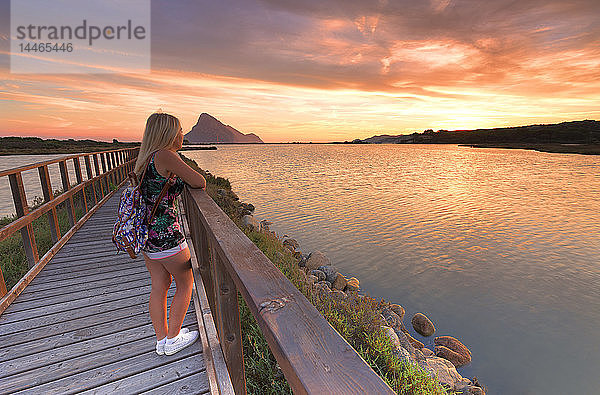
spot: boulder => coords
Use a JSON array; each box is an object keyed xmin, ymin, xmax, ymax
[
  {"xmin": 305, "ymin": 251, "xmax": 330, "ymax": 270},
  {"xmin": 283, "ymin": 238, "xmax": 299, "ymax": 252},
  {"xmin": 318, "ymin": 265, "xmax": 338, "ymax": 283},
  {"xmin": 317, "ymin": 280, "xmax": 332, "ymax": 289},
  {"xmin": 411, "ymin": 313, "xmax": 435, "ymax": 337},
  {"xmin": 241, "ymin": 215, "xmax": 259, "ymax": 230},
  {"xmin": 306, "ymin": 274, "xmax": 318, "ymax": 285},
  {"xmin": 404, "ymin": 331, "xmax": 424, "ymax": 349},
  {"xmin": 434, "ymin": 336, "xmax": 472, "ymax": 359},
  {"xmin": 258, "ymin": 219, "xmax": 272, "ymax": 233},
  {"xmin": 332, "ymin": 273, "xmax": 348, "ymax": 290},
  {"xmin": 310, "ymin": 270, "xmax": 326, "ymax": 282},
  {"xmin": 381, "ymin": 309, "xmax": 403, "ymax": 332},
  {"xmin": 422, "ymin": 347, "xmax": 435, "ymax": 357},
  {"xmin": 435, "ymin": 345, "xmax": 471, "ymax": 368},
  {"xmin": 422, "ymin": 356, "xmax": 466, "ymax": 390},
  {"xmin": 381, "ymin": 326, "xmax": 412, "ymax": 363},
  {"xmin": 345, "ymin": 277, "xmax": 360, "ymax": 292},
  {"xmin": 393, "ymin": 329, "xmax": 416, "ymax": 358},
  {"xmin": 389, "ymin": 304, "xmax": 405, "ymax": 321}
]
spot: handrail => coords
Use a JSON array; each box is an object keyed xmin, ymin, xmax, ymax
[
  {"xmin": 182, "ymin": 187, "xmax": 395, "ymax": 395},
  {"xmin": 0, "ymin": 147, "xmax": 139, "ymax": 313}
]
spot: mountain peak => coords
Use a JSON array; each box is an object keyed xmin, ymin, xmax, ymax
[{"xmin": 185, "ymin": 113, "xmax": 264, "ymax": 144}]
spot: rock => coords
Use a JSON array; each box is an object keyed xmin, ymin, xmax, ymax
[
  {"xmin": 345, "ymin": 277, "xmax": 360, "ymax": 292},
  {"xmin": 305, "ymin": 251, "xmax": 331, "ymax": 270},
  {"xmin": 298, "ymin": 254, "xmax": 309, "ymax": 267},
  {"xmin": 306, "ymin": 274, "xmax": 318, "ymax": 285},
  {"xmin": 393, "ymin": 329, "xmax": 416, "ymax": 358},
  {"xmin": 422, "ymin": 356, "xmax": 466, "ymax": 390},
  {"xmin": 293, "ymin": 250, "xmax": 303, "ymax": 260},
  {"xmin": 404, "ymin": 331, "xmax": 424, "ymax": 349},
  {"xmin": 229, "ymin": 191, "xmax": 239, "ymax": 200},
  {"xmin": 241, "ymin": 215, "xmax": 259, "ymax": 230},
  {"xmin": 435, "ymin": 345, "xmax": 471, "ymax": 368},
  {"xmin": 258, "ymin": 219, "xmax": 272, "ymax": 233},
  {"xmin": 217, "ymin": 188, "xmax": 226, "ymax": 196},
  {"xmin": 318, "ymin": 265, "xmax": 338, "ymax": 283},
  {"xmin": 381, "ymin": 326, "xmax": 412, "ymax": 363},
  {"xmin": 345, "ymin": 277, "xmax": 359, "ymax": 292},
  {"xmin": 332, "ymin": 273, "xmax": 348, "ymax": 290},
  {"xmin": 411, "ymin": 313, "xmax": 435, "ymax": 337},
  {"xmin": 283, "ymin": 238, "xmax": 299, "ymax": 252},
  {"xmin": 381, "ymin": 309, "xmax": 403, "ymax": 332},
  {"xmin": 434, "ymin": 336, "xmax": 472, "ymax": 359},
  {"xmin": 389, "ymin": 304, "xmax": 405, "ymax": 321},
  {"xmin": 241, "ymin": 202, "xmax": 255, "ymax": 212},
  {"xmin": 317, "ymin": 280, "xmax": 332, "ymax": 289},
  {"xmin": 310, "ymin": 270, "xmax": 326, "ymax": 282},
  {"xmin": 422, "ymin": 347, "xmax": 435, "ymax": 357}
]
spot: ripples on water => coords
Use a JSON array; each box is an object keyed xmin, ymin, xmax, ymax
[
  {"xmin": 1, "ymin": 145, "xmax": 598, "ymax": 393},
  {"xmin": 185, "ymin": 144, "xmax": 600, "ymax": 394}
]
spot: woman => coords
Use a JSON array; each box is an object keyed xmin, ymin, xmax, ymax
[{"xmin": 134, "ymin": 112, "xmax": 207, "ymax": 356}]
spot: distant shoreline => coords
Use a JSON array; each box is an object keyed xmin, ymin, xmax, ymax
[{"xmin": 459, "ymin": 143, "xmax": 600, "ymax": 155}]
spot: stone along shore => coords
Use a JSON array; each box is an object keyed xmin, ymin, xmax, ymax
[{"xmin": 238, "ymin": 205, "xmax": 487, "ymax": 395}]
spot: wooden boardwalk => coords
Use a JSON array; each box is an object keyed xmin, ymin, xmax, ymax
[{"xmin": 0, "ymin": 190, "xmax": 212, "ymax": 394}]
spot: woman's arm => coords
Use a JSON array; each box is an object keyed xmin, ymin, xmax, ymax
[{"xmin": 154, "ymin": 150, "xmax": 206, "ymax": 189}]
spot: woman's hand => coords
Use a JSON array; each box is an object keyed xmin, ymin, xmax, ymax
[{"xmin": 154, "ymin": 150, "xmax": 207, "ymax": 189}]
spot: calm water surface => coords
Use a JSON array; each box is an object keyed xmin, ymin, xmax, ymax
[
  {"xmin": 184, "ymin": 144, "xmax": 600, "ymax": 395},
  {"xmin": 1, "ymin": 145, "xmax": 598, "ymax": 393}
]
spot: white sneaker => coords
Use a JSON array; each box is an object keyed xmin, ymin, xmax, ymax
[
  {"xmin": 164, "ymin": 329, "xmax": 199, "ymax": 356},
  {"xmin": 156, "ymin": 327, "xmax": 190, "ymax": 355}
]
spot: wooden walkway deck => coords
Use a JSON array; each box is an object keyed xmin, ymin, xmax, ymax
[{"xmin": 0, "ymin": 189, "xmax": 212, "ymax": 394}]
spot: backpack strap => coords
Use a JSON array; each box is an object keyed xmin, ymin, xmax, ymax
[{"xmin": 147, "ymin": 172, "xmax": 176, "ymax": 224}]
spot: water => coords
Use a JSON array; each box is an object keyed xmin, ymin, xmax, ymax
[
  {"xmin": 183, "ymin": 144, "xmax": 600, "ymax": 394},
  {"xmin": 1, "ymin": 145, "xmax": 598, "ymax": 393},
  {"xmin": 0, "ymin": 153, "xmax": 89, "ymax": 218}
]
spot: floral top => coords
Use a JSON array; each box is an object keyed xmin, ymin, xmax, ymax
[{"xmin": 140, "ymin": 152, "xmax": 186, "ymax": 252}]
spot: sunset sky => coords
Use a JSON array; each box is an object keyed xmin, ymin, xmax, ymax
[{"xmin": 1, "ymin": 0, "xmax": 599, "ymax": 143}]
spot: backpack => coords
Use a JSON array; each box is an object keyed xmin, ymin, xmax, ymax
[{"xmin": 112, "ymin": 154, "xmax": 175, "ymax": 259}]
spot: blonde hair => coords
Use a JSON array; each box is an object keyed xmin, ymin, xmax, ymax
[{"xmin": 134, "ymin": 112, "xmax": 181, "ymax": 182}]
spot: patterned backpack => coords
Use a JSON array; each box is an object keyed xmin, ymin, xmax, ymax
[{"xmin": 112, "ymin": 154, "xmax": 175, "ymax": 259}]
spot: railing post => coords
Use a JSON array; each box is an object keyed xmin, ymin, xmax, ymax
[
  {"xmin": 0, "ymin": 265, "xmax": 6, "ymax": 298},
  {"xmin": 212, "ymin": 251, "xmax": 246, "ymax": 395},
  {"xmin": 59, "ymin": 160, "xmax": 76, "ymax": 227},
  {"xmin": 73, "ymin": 157, "xmax": 88, "ymax": 213},
  {"xmin": 93, "ymin": 153, "xmax": 101, "ymax": 176},
  {"xmin": 8, "ymin": 172, "xmax": 39, "ymax": 268},
  {"xmin": 84, "ymin": 155, "xmax": 98, "ymax": 206},
  {"xmin": 38, "ymin": 165, "xmax": 61, "ymax": 243}
]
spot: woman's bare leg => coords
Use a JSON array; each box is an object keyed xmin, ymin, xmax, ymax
[
  {"xmin": 143, "ymin": 254, "xmax": 172, "ymax": 340},
  {"xmin": 159, "ymin": 248, "xmax": 193, "ymax": 338}
]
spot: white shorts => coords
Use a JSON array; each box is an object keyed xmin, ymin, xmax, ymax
[{"xmin": 144, "ymin": 240, "xmax": 189, "ymax": 260}]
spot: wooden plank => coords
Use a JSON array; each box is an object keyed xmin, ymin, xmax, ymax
[
  {"xmin": 16, "ymin": 272, "xmax": 150, "ymax": 302},
  {"xmin": 0, "ymin": 313, "xmax": 197, "ymax": 378},
  {"xmin": 140, "ymin": 370, "xmax": 210, "ymax": 395},
  {"xmin": 0, "ymin": 311, "xmax": 150, "ymax": 363},
  {"xmin": 35, "ymin": 260, "xmax": 140, "ymax": 281},
  {"xmin": 0, "ymin": 298, "xmax": 192, "ymax": 363},
  {"xmin": 39, "ymin": 255, "xmax": 139, "ymax": 275},
  {"xmin": 184, "ymin": 188, "xmax": 395, "ymax": 394},
  {"xmin": 8, "ymin": 172, "xmax": 39, "ymax": 268},
  {"xmin": 0, "ymin": 267, "xmax": 6, "ymax": 298},
  {"xmin": 23, "ymin": 266, "xmax": 147, "ymax": 293},
  {"xmin": 38, "ymin": 165, "xmax": 61, "ymax": 243},
  {"xmin": 8, "ymin": 276, "xmax": 150, "ymax": 310},
  {"xmin": 0, "ymin": 289, "xmax": 176, "ymax": 337},
  {"xmin": 0, "ymin": 296, "xmax": 170, "ymax": 347},
  {"xmin": 0, "ymin": 336, "xmax": 202, "ymax": 393},
  {"xmin": 0, "ymin": 284, "xmax": 153, "ymax": 323}
]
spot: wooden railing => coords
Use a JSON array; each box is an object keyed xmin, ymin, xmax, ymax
[
  {"xmin": 0, "ymin": 147, "xmax": 139, "ymax": 313},
  {"xmin": 182, "ymin": 187, "xmax": 395, "ymax": 395}
]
